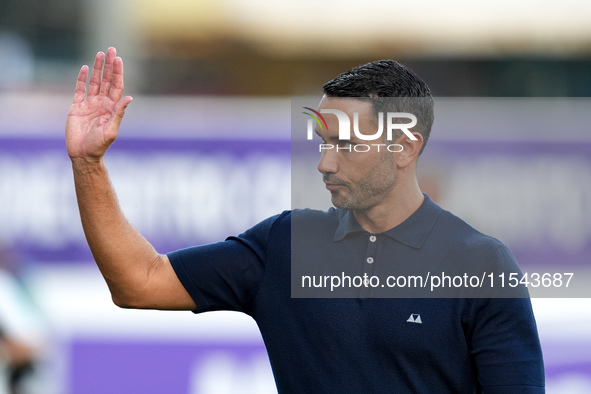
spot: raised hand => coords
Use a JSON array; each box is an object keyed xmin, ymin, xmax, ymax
[{"xmin": 66, "ymin": 47, "xmax": 133, "ymax": 160}]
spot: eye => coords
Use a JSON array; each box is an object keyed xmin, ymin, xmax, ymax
[{"xmin": 338, "ymin": 140, "xmax": 352, "ymax": 148}]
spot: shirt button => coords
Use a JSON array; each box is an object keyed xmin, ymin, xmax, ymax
[
  {"xmin": 369, "ymin": 235, "xmax": 377, "ymax": 242},
  {"xmin": 366, "ymin": 257, "xmax": 374, "ymax": 264}
]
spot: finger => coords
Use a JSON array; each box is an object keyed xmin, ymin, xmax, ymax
[
  {"xmin": 109, "ymin": 56, "xmax": 124, "ymax": 102},
  {"xmin": 73, "ymin": 65, "xmax": 89, "ymax": 104},
  {"xmin": 111, "ymin": 96, "xmax": 133, "ymax": 129},
  {"xmin": 99, "ymin": 47, "xmax": 117, "ymax": 96},
  {"xmin": 87, "ymin": 51, "xmax": 105, "ymax": 97}
]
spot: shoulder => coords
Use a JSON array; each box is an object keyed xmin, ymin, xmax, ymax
[
  {"xmin": 291, "ymin": 207, "xmax": 342, "ymax": 222},
  {"xmin": 432, "ymin": 206, "xmax": 522, "ymax": 273},
  {"xmin": 240, "ymin": 210, "xmax": 291, "ymax": 239},
  {"xmin": 232, "ymin": 208, "xmax": 340, "ymax": 252},
  {"xmin": 290, "ymin": 207, "xmax": 344, "ymax": 235},
  {"xmin": 435, "ymin": 206, "xmax": 505, "ymax": 252}
]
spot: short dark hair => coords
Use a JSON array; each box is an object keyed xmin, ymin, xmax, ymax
[{"xmin": 323, "ymin": 60, "xmax": 434, "ymax": 154}]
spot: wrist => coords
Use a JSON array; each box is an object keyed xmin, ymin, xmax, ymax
[{"xmin": 71, "ymin": 156, "xmax": 106, "ymax": 174}]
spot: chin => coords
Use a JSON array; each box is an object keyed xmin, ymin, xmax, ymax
[
  {"xmin": 330, "ymin": 199, "xmax": 345, "ymax": 210},
  {"xmin": 331, "ymin": 199, "xmax": 354, "ymax": 210}
]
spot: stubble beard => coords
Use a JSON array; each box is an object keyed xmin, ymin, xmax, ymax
[{"xmin": 328, "ymin": 152, "xmax": 397, "ymax": 211}]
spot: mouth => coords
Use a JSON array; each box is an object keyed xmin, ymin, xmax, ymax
[{"xmin": 324, "ymin": 182, "xmax": 346, "ymax": 191}]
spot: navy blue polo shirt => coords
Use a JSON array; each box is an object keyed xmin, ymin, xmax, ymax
[{"xmin": 169, "ymin": 195, "xmax": 545, "ymax": 393}]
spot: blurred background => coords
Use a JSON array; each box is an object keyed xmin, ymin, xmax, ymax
[{"xmin": 0, "ymin": 0, "xmax": 590, "ymax": 393}]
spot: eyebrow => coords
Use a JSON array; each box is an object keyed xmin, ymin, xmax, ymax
[{"xmin": 315, "ymin": 128, "xmax": 349, "ymax": 143}]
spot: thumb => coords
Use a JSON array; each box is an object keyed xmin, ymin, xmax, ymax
[{"xmin": 113, "ymin": 96, "xmax": 133, "ymax": 127}]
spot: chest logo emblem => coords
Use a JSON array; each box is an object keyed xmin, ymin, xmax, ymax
[{"xmin": 406, "ymin": 314, "xmax": 422, "ymax": 324}]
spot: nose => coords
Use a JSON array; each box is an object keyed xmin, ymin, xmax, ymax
[{"xmin": 317, "ymin": 147, "xmax": 338, "ymax": 174}]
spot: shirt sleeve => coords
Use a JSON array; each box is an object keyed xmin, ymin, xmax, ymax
[
  {"xmin": 167, "ymin": 214, "xmax": 280, "ymax": 315},
  {"xmin": 466, "ymin": 246, "xmax": 545, "ymax": 393}
]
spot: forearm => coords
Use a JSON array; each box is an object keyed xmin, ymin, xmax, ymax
[
  {"xmin": 72, "ymin": 157, "xmax": 161, "ymax": 306},
  {"xmin": 66, "ymin": 49, "xmax": 194, "ymax": 310}
]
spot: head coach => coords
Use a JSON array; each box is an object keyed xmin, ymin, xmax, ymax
[{"xmin": 65, "ymin": 47, "xmax": 545, "ymax": 393}]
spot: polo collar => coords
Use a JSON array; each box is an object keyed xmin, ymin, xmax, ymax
[{"xmin": 333, "ymin": 194, "xmax": 442, "ymax": 249}]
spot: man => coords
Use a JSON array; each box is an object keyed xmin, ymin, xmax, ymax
[{"xmin": 66, "ymin": 48, "xmax": 545, "ymax": 392}]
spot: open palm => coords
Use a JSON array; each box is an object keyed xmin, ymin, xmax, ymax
[{"xmin": 66, "ymin": 47, "xmax": 132, "ymax": 160}]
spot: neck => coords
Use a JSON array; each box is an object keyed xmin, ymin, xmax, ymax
[{"xmin": 352, "ymin": 178, "xmax": 424, "ymax": 234}]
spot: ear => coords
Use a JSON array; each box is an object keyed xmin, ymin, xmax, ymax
[{"xmin": 396, "ymin": 132, "xmax": 423, "ymax": 169}]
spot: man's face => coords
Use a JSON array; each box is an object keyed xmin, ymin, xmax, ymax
[{"xmin": 316, "ymin": 97, "xmax": 398, "ymax": 211}]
